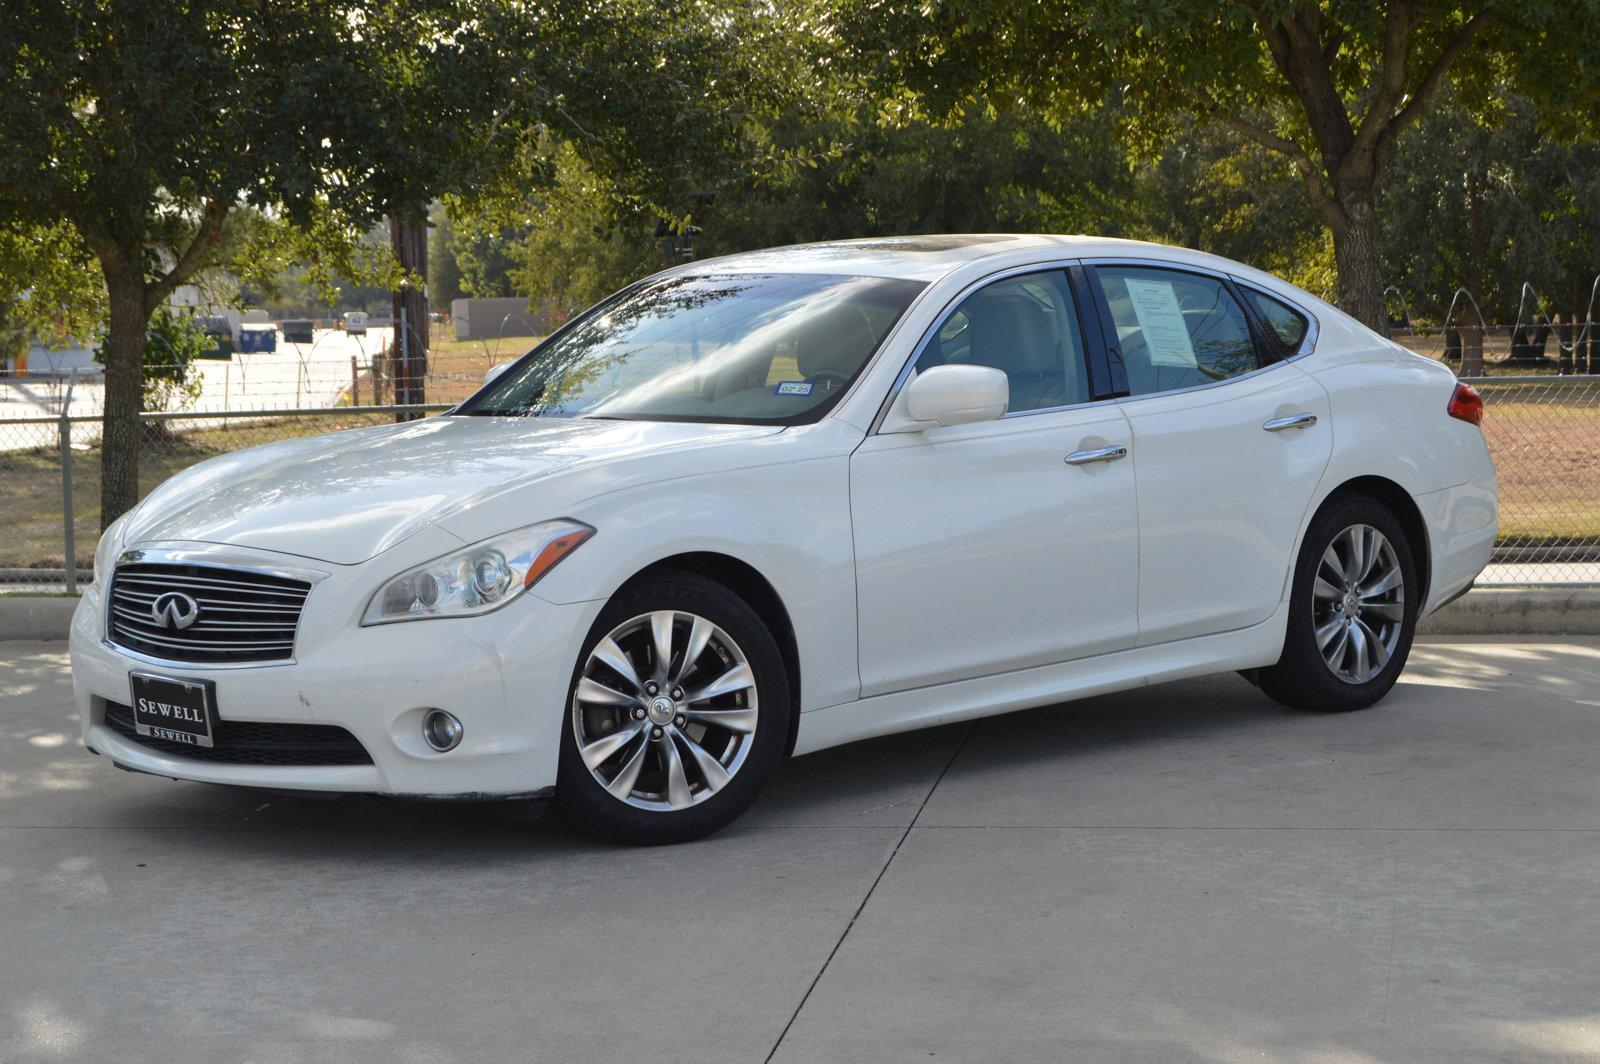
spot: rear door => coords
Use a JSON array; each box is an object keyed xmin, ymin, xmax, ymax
[{"xmin": 1085, "ymin": 262, "xmax": 1332, "ymax": 646}]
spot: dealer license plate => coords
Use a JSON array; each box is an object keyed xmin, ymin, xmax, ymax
[{"xmin": 129, "ymin": 673, "xmax": 216, "ymax": 749}]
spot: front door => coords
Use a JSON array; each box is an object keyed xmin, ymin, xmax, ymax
[{"xmin": 850, "ymin": 268, "xmax": 1140, "ymax": 697}]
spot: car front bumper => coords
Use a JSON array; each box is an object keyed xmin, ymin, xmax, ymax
[{"xmin": 69, "ymin": 561, "xmax": 603, "ymax": 798}]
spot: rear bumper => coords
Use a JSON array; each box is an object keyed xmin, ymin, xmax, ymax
[
  {"xmin": 1418, "ymin": 472, "xmax": 1498, "ymax": 615},
  {"xmin": 69, "ymin": 579, "xmax": 603, "ymax": 797}
]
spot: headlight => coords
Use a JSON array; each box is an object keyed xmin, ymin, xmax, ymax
[{"xmin": 360, "ymin": 519, "xmax": 594, "ymax": 626}]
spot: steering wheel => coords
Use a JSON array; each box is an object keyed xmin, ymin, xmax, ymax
[{"xmin": 805, "ymin": 369, "xmax": 851, "ymax": 393}]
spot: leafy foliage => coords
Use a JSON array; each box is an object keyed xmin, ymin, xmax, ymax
[
  {"xmin": 830, "ymin": 1, "xmax": 1600, "ymax": 327},
  {"xmin": 93, "ymin": 306, "xmax": 206, "ymax": 414},
  {"xmin": 1380, "ymin": 90, "xmax": 1600, "ymax": 322},
  {"xmin": 0, "ymin": 0, "xmax": 780, "ymax": 522},
  {"xmin": 0, "ymin": 221, "xmax": 105, "ymax": 361}
]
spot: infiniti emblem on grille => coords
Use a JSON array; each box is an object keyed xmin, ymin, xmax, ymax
[{"xmin": 150, "ymin": 592, "xmax": 201, "ymax": 630}]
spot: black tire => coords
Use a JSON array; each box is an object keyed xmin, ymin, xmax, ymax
[
  {"xmin": 1256, "ymin": 493, "xmax": 1421, "ymax": 712},
  {"xmin": 555, "ymin": 570, "xmax": 791, "ymax": 844}
]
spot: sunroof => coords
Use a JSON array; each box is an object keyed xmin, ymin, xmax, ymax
[{"xmin": 833, "ymin": 236, "xmax": 1017, "ymax": 252}]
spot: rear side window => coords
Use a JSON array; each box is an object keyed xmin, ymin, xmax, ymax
[
  {"xmin": 1245, "ymin": 289, "xmax": 1311, "ymax": 353},
  {"xmin": 1093, "ymin": 266, "xmax": 1259, "ymax": 396}
]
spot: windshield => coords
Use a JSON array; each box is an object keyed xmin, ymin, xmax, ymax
[{"xmin": 457, "ymin": 272, "xmax": 926, "ymax": 424}]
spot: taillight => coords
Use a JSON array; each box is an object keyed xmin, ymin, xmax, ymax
[{"xmin": 1448, "ymin": 382, "xmax": 1484, "ymax": 426}]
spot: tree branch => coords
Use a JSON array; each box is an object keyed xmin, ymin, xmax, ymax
[
  {"xmin": 145, "ymin": 197, "xmax": 231, "ymax": 312},
  {"xmin": 1193, "ymin": 91, "xmax": 1309, "ymax": 160},
  {"xmin": 1189, "ymin": 88, "xmax": 1346, "ymax": 231},
  {"xmin": 1267, "ymin": 7, "xmax": 1355, "ymax": 162},
  {"xmin": 1349, "ymin": 2, "xmax": 1418, "ymax": 162},
  {"xmin": 1373, "ymin": 8, "xmax": 1492, "ymax": 163}
]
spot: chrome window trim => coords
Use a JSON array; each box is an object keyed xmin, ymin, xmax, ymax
[
  {"xmin": 868, "ymin": 258, "xmax": 1100, "ymax": 435},
  {"xmin": 103, "ymin": 547, "xmax": 330, "ymax": 671}
]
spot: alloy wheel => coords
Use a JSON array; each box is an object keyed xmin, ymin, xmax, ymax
[
  {"xmin": 571, "ymin": 610, "xmax": 759, "ymax": 811},
  {"xmin": 1312, "ymin": 523, "xmax": 1406, "ymax": 685}
]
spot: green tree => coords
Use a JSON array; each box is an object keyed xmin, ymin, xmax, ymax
[
  {"xmin": 428, "ymin": 208, "xmax": 466, "ymax": 308},
  {"xmin": 835, "ymin": 1, "xmax": 1600, "ymax": 332},
  {"xmin": 0, "ymin": 221, "xmax": 104, "ymax": 366},
  {"xmin": 701, "ymin": 102, "xmax": 1141, "ymax": 252},
  {"xmin": 448, "ymin": 215, "xmax": 528, "ymax": 300},
  {"xmin": 508, "ymin": 149, "xmax": 664, "ymax": 313},
  {"xmin": 93, "ymin": 306, "xmax": 206, "ymax": 424},
  {"xmin": 2, "ymin": 0, "xmax": 763, "ymax": 526},
  {"xmin": 1379, "ymin": 90, "xmax": 1600, "ymax": 323}
]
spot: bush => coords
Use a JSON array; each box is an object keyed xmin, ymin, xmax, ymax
[{"xmin": 95, "ymin": 306, "xmax": 207, "ymax": 414}]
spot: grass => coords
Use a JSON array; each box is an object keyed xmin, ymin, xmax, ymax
[
  {"xmin": 1481, "ymin": 399, "xmax": 1600, "ymax": 542},
  {"xmin": 4, "ymin": 383, "xmax": 1597, "ymax": 570}
]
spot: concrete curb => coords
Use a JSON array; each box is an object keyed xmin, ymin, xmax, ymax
[
  {"xmin": 1418, "ymin": 587, "xmax": 1600, "ymax": 636},
  {"xmin": 1, "ymin": 587, "xmax": 1597, "ymax": 644},
  {"xmin": 0, "ymin": 595, "xmax": 79, "ymax": 641}
]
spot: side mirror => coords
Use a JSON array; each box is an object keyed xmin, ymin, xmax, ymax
[
  {"xmin": 885, "ymin": 364, "xmax": 1009, "ymax": 432},
  {"xmin": 484, "ymin": 362, "xmax": 512, "ymax": 385}
]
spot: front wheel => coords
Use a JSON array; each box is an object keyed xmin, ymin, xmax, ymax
[
  {"xmin": 1256, "ymin": 494, "xmax": 1420, "ymax": 712},
  {"xmin": 555, "ymin": 571, "xmax": 790, "ymax": 844}
]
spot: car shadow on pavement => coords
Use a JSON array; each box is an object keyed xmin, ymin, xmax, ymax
[
  {"xmin": 16, "ymin": 636, "xmax": 1599, "ymax": 856},
  {"xmin": 71, "ymin": 671, "xmax": 1296, "ymax": 853}
]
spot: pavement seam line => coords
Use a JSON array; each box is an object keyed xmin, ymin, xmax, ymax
[{"xmin": 762, "ymin": 721, "xmax": 978, "ymax": 1064}]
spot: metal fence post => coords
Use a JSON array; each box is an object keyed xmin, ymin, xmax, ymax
[{"xmin": 59, "ymin": 369, "xmax": 78, "ymax": 595}]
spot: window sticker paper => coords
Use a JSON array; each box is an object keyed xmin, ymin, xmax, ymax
[{"xmin": 1123, "ymin": 278, "xmax": 1197, "ymax": 368}]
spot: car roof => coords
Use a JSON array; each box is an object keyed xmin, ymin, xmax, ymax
[{"xmin": 667, "ymin": 234, "xmax": 1296, "ymax": 286}]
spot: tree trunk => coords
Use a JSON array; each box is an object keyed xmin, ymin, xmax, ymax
[
  {"xmin": 1330, "ymin": 196, "xmax": 1387, "ymax": 337},
  {"xmin": 389, "ymin": 216, "xmax": 429, "ymax": 419},
  {"xmin": 99, "ymin": 263, "xmax": 150, "ymax": 529}
]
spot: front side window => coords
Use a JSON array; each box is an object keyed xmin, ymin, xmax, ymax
[
  {"xmin": 914, "ymin": 270, "xmax": 1090, "ymax": 413},
  {"xmin": 1094, "ymin": 266, "xmax": 1259, "ymax": 397},
  {"xmin": 459, "ymin": 272, "xmax": 926, "ymax": 424}
]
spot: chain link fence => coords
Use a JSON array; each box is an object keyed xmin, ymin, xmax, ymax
[
  {"xmin": 3, "ymin": 320, "xmax": 1598, "ymax": 592},
  {"xmin": 1465, "ymin": 375, "xmax": 1600, "ymax": 583}
]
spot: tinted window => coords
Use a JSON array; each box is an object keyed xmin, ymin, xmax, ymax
[
  {"xmin": 1095, "ymin": 266, "xmax": 1259, "ymax": 396},
  {"xmin": 1245, "ymin": 289, "xmax": 1311, "ymax": 352},
  {"xmin": 460, "ymin": 272, "xmax": 925, "ymax": 425},
  {"xmin": 914, "ymin": 270, "xmax": 1090, "ymax": 413}
]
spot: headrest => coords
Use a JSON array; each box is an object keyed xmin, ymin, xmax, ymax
[
  {"xmin": 791, "ymin": 304, "xmax": 878, "ymax": 379},
  {"xmin": 962, "ymin": 292, "xmax": 1057, "ymax": 376}
]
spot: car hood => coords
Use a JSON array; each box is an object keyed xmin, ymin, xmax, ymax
[{"xmin": 123, "ymin": 415, "xmax": 782, "ymax": 564}]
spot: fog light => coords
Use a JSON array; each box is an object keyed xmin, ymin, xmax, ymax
[{"xmin": 422, "ymin": 710, "xmax": 463, "ymax": 752}]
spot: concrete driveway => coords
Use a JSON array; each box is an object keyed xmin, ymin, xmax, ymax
[{"xmin": 3, "ymin": 637, "xmax": 1599, "ymax": 1063}]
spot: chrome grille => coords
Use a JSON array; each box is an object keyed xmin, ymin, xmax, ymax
[{"xmin": 107, "ymin": 562, "xmax": 311, "ymax": 663}]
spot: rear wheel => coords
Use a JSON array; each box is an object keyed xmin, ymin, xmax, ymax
[
  {"xmin": 1257, "ymin": 494, "xmax": 1420, "ymax": 712},
  {"xmin": 555, "ymin": 571, "xmax": 790, "ymax": 844}
]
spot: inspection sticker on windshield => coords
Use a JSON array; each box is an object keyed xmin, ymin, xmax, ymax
[{"xmin": 774, "ymin": 381, "xmax": 814, "ymax": 396}]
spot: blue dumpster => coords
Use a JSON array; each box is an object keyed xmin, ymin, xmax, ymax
[{"xmin": 237, "ymin": 324, "xmax": 277, "ymax": 353}]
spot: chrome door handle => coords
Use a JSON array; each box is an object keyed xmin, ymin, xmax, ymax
[
  {"xmin": 1263, "ymin": 412, "xmax": 1318, "ymax": 432},
  {"xmin": 1064, "ymin": 445, "xmax": 1128, "ymax": 466}
]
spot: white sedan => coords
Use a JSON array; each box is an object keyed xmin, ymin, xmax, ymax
[{"xmin": 70, "ymin": 236, "xmax": 1498, "ymax": 842}]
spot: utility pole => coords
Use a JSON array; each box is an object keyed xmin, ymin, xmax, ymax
[{"xmin": 389, "ymin": 215, "xmax": 430, "ymax": 420}]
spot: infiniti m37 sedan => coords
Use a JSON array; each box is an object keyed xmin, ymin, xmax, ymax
[{"xmin": 71, "ymin": 235, "xmax": 1497, "ymax": 842}]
